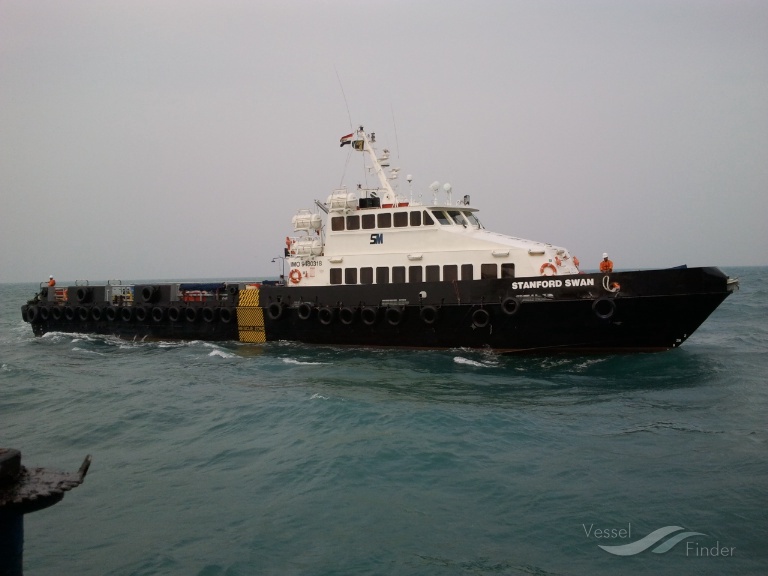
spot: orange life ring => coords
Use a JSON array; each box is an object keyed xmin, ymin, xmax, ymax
[
  {"xmin": 555, "ymin": 256, "xmax": 562, "ymax": 266},
  {"xmin": 289, "ymin": 269, "xmax": 302, "ymax": 284},
  {"xmin": 540, "ymin": 263, "xmax": 557, "ymax": 276},
  {"xmin": 573, "ymin": 256, "xmax": 580, "ymax": 268}
]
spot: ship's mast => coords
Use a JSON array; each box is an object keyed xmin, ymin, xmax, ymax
[{"xmin": 356, "ymin": 126, "xmax": 397, "ymax": 206}]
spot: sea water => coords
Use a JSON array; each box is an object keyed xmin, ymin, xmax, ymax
[{"xmin": 1, "ymin": 267, "xmax": 766, "ymax": 575}]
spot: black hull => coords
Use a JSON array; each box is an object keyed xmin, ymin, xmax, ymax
[{"xmin": 22, "ymin": 267, "xmax": 734, "ymax": 353}]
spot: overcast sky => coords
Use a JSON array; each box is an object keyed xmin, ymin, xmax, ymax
[{"xmin": 1, "ymin": 0, "xmax": 766, "ymax": 283}]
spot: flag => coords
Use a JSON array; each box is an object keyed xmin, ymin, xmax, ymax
[{"xmin": 339, "ymin": 133, "xmax": 353, "ymax": 147}]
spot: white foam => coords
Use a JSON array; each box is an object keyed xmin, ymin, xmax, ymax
[
  {"xmin": 282, "ymin": 358, "xmax": 324, "ymax": 365},
  {"xmin": 453, "ymin": 356, "xmax": 491, "ymax": 368},
  {"xmin": 208, "ymin": 349, "xmax": 235, "ymax": 359}
]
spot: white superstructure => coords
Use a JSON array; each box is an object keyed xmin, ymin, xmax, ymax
[{"xmin": 285, "ymin": 126, "xmax": 580, "ymax": 287}]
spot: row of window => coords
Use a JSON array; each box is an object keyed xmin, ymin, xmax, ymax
[
  {"xmin": 329, "ymin": 263, "xmax": 515, "ymax": 285},
  {"xmin": 330, "ymin": 209, "xmax": 481, "ymax": 232}
]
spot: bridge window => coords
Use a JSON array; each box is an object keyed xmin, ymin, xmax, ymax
[
  {"xmin": 330, "ymin": 268, "xmax": 342, "ymax": 284},
  {"xmin": 362, "ymin": 214, "xmax": 376, "ymax": 229},
  {"xmin": 345, "ymin": 268, "xmax": 357, "ymax": 284},
  {"xmin": 346, "ymin": 215, "xmax": 360, "ymax": 230},
  {"xmin": 410, "ymin": 211, "xmax": 421, "ymax": 226},
  {"xmin": 433, "ymin": 211, "xmax": 451, "ymax": 226},
  {"xmin": 376, "ymin": 267, "xmax": 389, "ymax": 284},
  {"xmin": 426, "ymin": 265, "xmax": 440, "ymax": 282},
  {"xmin": 392, "ymin": 266, "xmax": 406, "ymax": 283},
  {"xmin": 360, "ymin": 267, "xmax": 374, "ymax": 284},
  {"xmin": 481, "ymin": 263, "xmax": 497, "ymax": 279},
  {"xmin": 465, "ymin": 212, "xmax": 482, "ymax": 229},
  {"xmin": 501, "ymin": 263, "xmax": 515, "ymax": 278},
  {"xmin": 331, "ymin": 216, "xmax": 344, "ymax": 231},
  {"xmin": 423, "ymin": 211, "xmax": 434, "ymax": 226},
  {"xmin": 377, "ymin": 213, "xmax": 391, "ymax": 228},
  {"xmin": 393, "ymin": 212, "xmax": 408, "ymax": 228},
  {"xmin": 409, "ymin": 266, "xmax": 422, "ymax": 283},
  {"xmin": 447, "ymin": 210, "xmax": 466, "ymax": 226},
  {"xmin": 443, "ymin": 265, "xmax": 458, "ymax": 282},
  {"xmin": 461, "ymin": 264, "xmax": 473, "ymax": 280}
]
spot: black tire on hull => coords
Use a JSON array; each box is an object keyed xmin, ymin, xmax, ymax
[
  {"xmin": 339, "ymin": 307, "xmax": 357, "ymax": 325},
  {"xmin": 385, "ymin": 307, "xmax": 403, "ymax": 326},
  {"xmin": 501, "ymin": 297, "xmax": 521, "ymax": 316},
  {"xmin": 168, "ymin": 306, "xmax": 181, "ymax": 322},
  {"xmin": 420, "ymin": 306, "xmax": 439, "ymax": 325},
  {"xmin": 297, "ymin": 302, "xmax": 313, "ymax": 320},
  {"xmin": 593, "ymin": 297, "xmax": 616, "ymax": 320},
  {"xmin": 361, "ymin": 306, "xmax": 379, "ymax": 326},
  {"xmin": 202, "ymin": 308, "xmax": 216, "ymax": 323},
  {"xmin": 267, "ymin": 302, "xmax": 284, "ymax": 320},
  {"xmin": 318, "ymin": 307, "xmax": 335, "ymax": 325},
  {"xmin": 472, "ymin": 308, "xmax": 490, "ymax": 328}
]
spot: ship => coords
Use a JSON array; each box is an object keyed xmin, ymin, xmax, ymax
[{"xmin": 21, "ymin": 126, "xmax": 738, "ymax": 353}]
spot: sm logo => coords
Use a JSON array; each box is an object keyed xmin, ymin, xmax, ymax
[{"xmin": 370, "ymin": 233, "xmax": 384, "ymax": 245}]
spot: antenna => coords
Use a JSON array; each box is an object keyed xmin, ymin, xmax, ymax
[{"xmin": 334, "ymin": 66, "xmax": 353, "ymax": 132}]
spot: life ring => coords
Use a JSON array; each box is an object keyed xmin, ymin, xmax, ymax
[
  {"xmin": 540, "ymin": 262, "xmax": 557, "ymax": 276},
  {"xmin": 573, "ymin": 256, "xmax": 580, "ymax": 268},
  {"xmin": 420, "ymin": 306, "xmax": 439, "ymax": 325},
  {"xmin": 501, "ymin": 297, "xmax": 521, "ymax": 316},
  {"xmin": 472, "ymin": 308, "xmax": 490, "ymax": 328},
  {"xmin": 592, "ymin": 297, "xmax": 616, "ymax": 320},
  {"xmin": 267, "ymin": 302, "xmax": 284, "ymax": 320},
  {"xmin": 297, "ymin": 302, "xmax": 313, "ymax": 320},
  {"xmin": 555, "ymin": 256, "xmax": 562, "ymax": 266},
  {"xmin": 289, "ymin": 269, "xmax": 302, "ymax": 285}
]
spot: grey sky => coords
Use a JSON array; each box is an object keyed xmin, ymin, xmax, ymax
[{"xmin": 1, "ymin": 0, "xmax": 766, "ymax": 283}]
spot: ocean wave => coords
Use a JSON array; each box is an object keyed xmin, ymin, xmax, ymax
[
  {"xmin": 282, "ymin": 358, "xmax": 325, "ymax": 365},
  {"xmin": 453, "ymin": 356, "xmax": 496, "ymax": 368}
]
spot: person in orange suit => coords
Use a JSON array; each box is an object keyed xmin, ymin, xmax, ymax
[
  {"xmin": 47, "ymin": 275, "xmax": 56, "ymax": 287},
  {"xmin": 599, "ymin": 253, "xmax": 613, "ymax": 273}
]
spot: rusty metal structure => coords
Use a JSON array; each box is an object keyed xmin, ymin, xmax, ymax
[{"xmin": 0, "ymin": 449, "xmax": 91, "ymax": 576}]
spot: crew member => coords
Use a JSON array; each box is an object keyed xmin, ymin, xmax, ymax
[
  {"xmin": 599, "ymin": 253, "xmax": 613, "ymax": 273},
  {"xmin": 48, "ymin": 275, "xmax": 56, "ymax": 287}
]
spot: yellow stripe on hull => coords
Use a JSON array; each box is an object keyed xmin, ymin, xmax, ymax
[{"xmin": 237, "ymin": 287, "xmax": 266, "ymax": 343}]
